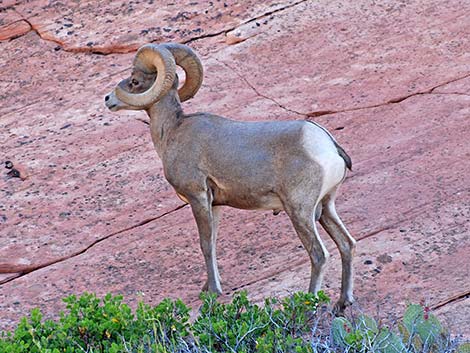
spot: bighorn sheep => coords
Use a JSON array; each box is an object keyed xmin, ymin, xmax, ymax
[{"xmin": 105, "ymin": 43, "xmax": 356, "ymax": 313}]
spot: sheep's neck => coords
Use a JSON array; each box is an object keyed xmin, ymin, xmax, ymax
[{"xmin": 146, "ymin": 93, "xmax": 183, "ymax": 158}]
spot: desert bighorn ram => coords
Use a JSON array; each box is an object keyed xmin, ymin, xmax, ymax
[{"xmin": 105, "ymin": 43, "xmax": 356, "ymax": 313}]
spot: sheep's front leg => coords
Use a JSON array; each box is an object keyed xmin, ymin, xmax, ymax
[{"xmin": 190, "ymin": 196, "xmax": 222, "ymax": 295}]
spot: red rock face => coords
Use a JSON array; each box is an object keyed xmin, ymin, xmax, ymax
[{"xmin": 1, "ymin": 0, "xmax": 469, "ymax": 338}]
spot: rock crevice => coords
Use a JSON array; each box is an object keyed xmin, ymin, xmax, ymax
[
  {"xmin": 215, "ymin": 59, "xmax": 470, "ymax": 119},
  {"xmin": 306, "ymin": 72, "xmax": 470, "ymax": 117},
  {"xmin": 0, "ymin": 203, "xmax": 188, "ymax": 284},
  {"xmin": 3, "ymin": 0, "xmax": 308, "ymax": 55},
  {"xmin": 432, "ymin": 291, "xmax": 470, "ymax": 311}
]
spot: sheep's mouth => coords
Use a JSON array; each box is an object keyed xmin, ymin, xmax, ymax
[{"xmin": 107, "ymin": 104, "xmax": 118, "ymax": 111}]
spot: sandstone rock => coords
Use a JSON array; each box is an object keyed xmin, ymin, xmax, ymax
[
  {"xmin": 3, "ymin": 161, "xmax": 29, "ymax": 181},
  {"xmin": 224, "ymin": 16, "xmax": 267, "ymax": 46},
  {"xmin": 225, "ymin": 33, "xmax": 246, "ymax": 45},
  {"xmin": 434, "ymin": 298, "xmax": 470, "ymax": 339},
  {"xmin": 432, "ymin": 75, "xmax": 470, "ymax": 95},
  {"xmin": 211, "ymin": 0, "xmax": 470, "ymax": 113},
  {"xmin": 9, "ymin": 0, "xmax": 298, "ymax": 53},
  {"xmin": 0, "ymin": 20, "xmax": 31, "ymax": 41}
]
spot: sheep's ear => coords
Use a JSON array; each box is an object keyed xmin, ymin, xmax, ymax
[{"xmin": 172, "ymin": 74, "xmax": 180, "ymax": 90}]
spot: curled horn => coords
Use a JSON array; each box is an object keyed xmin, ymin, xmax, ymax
[
  {"xmin": 161, "ymin": 43, "xmax": 203, "ymax": 102},
  {"xmin": 115, "ymin": 44, "xmax": 176, "ymax": 107}
]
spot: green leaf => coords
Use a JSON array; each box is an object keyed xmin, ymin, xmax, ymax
[
  {"xmin": 331, "ymin": 317, "xmax": 353, "ymax": 347},
  {"xmin": 375, "ymin": 328, "xmax": 406, "ymax": 353},
  {"xmin": 403, "ymin": 304, "xmax": 423, "ymax": 333},
  {"xmin": 402, "ymin": 304, "xmax": 443, "ymax": 346},
  {"xmin": 357, "ymin": 314, "xmax": 379, "ymax": 335},
  {"xmin": 458, "ymin": 342, "xmax": 470, "ymax": 353}
]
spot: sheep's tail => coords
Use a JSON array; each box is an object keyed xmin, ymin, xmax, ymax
[
  {"xmin": 334, "ymin": 141, "xmax": 352, "ymax": 171},
  {"xmin": 306, "ymin": 120, "xmax": 352, "ymax": 171}
]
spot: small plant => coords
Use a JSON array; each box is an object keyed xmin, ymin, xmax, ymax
[
  {"xmin": 330, "ymin": 303, "xmax": 467, "ymax": 353},
  {"xmin": 400, "ymin": 304, "xmax": 443, "ymax": 349}
]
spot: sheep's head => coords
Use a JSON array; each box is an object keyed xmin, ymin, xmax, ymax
[{"xmin": 105, "ymin": 43, "xmax": 203, "ymax": 111}]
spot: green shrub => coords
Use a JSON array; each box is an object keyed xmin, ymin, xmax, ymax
[
  {"xmin": 193, "ymin": 290, "xmax": 327, "ymax": 352},
  {"xmin": 0, "ymin": 291, "xmax": 467, "ymax": 353},
  {"xmin": 0, "ymin": 293, "xmax": 191, "ymax": 353}
]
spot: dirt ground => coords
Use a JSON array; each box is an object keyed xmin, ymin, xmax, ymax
[{"xmin": 1, "ymin": 0, "xmax": 469, "ymax": 338}]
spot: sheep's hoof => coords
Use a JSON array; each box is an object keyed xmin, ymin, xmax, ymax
[
  {"xmin": 202, "ymin": 281, "xmax": 222, "ymax": 296},
  {"xmin": 333, "ymin": 297, "xmax": 354, "ymax": 316}
]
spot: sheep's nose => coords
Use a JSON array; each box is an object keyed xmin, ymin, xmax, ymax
[{"xmin": 105, "ymin": 95, "xmax": 110, "ymax": 102}]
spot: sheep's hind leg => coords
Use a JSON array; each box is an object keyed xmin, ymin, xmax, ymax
[
  {"xmin": 189, "ymin": 194, "xmax": 222, "ymax": 295},
  {"xmin": 285, "ymin": 203, "xmax": 329, "ymax": 294},
  {"xmin": 319, "ymin": 191, "xmax": 356, "ymax": 315}
]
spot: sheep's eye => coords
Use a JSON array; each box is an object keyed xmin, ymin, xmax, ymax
[{"xmin": 131, "ymin": 79, "xmax": 139, "ymax": 86}]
